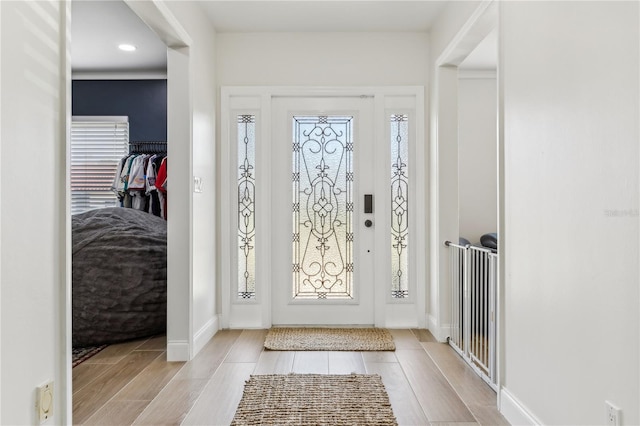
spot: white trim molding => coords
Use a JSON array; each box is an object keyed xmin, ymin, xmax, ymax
[
  {"xmin": 124, "ymin": 0, "xmax": 192, "ymax": 48},
  {"xmin": 500, "ymin": 387, "xmax": 542, "ymax": 426},
  {"xmin": 428, "ymin": 314, "xmax": 451, "ymax": 343},
  {"xmin": 457, "ymin": 69, "xmax": 497, "ymax": 79},
  {"xmin": 72, "ymin": 71, "xmax": 167, "ymax": 80},
  {"xmin": 167, "ymin": 340, "xmax": 190, "ymax": 362},
  {"xmin": 430, "ymin": 0, "xmax": 501, "ymax": 405},
  {"xmin": 193, "ymin": 316, "xmax": 219, "ymax": 357}
]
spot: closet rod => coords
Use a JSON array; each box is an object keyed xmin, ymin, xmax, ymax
[{"xmin": 129, "ymin": 141, "xmax": 167, "ymax": 154}]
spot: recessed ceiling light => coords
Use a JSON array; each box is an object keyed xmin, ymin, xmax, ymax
[{"xmin": 118, "ymin": 44, "xmax": 137, "ymax": 52}]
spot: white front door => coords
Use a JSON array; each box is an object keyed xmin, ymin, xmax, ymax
[
  {"xmin": 271, "ymin": 97, "xmax": 375, "ymax": 325},
  {"xmin": 222, "ymin": 87, "xmax": 425, "ymax": 330}
]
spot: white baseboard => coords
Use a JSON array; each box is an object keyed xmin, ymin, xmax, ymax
[
  {"xmin": 167, "ymin": 340, "xmax": 190, "ymax": 362},
  {"xmin": 500, "ymin": 387, "xmax": 542, "ymax": 426},
  {"xmin": 419, "ymin": 312, "xmax": 428, "ymax": 329},
  {"xmin": 427, "ymin": 314, "xmax": 439, "ymax": 339},
  {"xmin": 228, "ymin": 321, "xmax": 263, "ymax": 329},
  {"xmin": 193, "ymin": 315, "xmax": 219, "ymax": 357},
  {"xmin": 384, "ymin": 320, "xmax": 420, "ymax": 329},
  {"xmin": 427, "ymin": 314, "xmax": 450, "ymax": 342}
]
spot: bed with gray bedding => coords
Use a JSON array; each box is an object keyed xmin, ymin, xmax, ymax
[{"xmin": 72, "ymin": 207, "xmax": 167, "ymax": 347}]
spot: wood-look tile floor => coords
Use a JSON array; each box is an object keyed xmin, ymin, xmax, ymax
[{"xmin": 72, "ymin": 329, "xmax": 509, "ymax": 426}]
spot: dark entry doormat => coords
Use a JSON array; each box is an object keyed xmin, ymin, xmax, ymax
[{"xmin": 231, "ymin": 374, "xmax": 398, "ymax": 425}]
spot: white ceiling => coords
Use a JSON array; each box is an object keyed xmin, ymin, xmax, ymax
[
  {"xmin": 71, "ymin": 0, "xmax": 167, "ymax": 74},
  {"xmin": 71, "ymin": 1, "xmax": 502, "ymax": 74},
  {"xmin": 200, "ymin": 1, "xmax": 448, "ymax": 33}
]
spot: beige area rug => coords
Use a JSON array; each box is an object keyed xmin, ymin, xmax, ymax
[
  {"xmin": 264, "ymin": 327, "xmax": 396, "ymax": 351},
  {"xmin": 231, "ymin": 374, "xmax": 398, "ymax": 425}
]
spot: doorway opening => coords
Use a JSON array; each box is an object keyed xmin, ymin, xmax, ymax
[
  {"xmin": 67, "ymin": 0, "xmax": 194, "ymax": 421},
  {"xmin": 69, "ymin": 0, "xmax": 169, "ymax": 355},
  {"xmin": 431, "ymin": 0, "xmax": 500, "ymax": 391}
]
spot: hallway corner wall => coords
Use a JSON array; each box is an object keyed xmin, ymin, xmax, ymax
[
  {"xmin": 164, "ymin": 1, "xmax": 219, "ymax": 357},
  {"xmin": 127, "ymin": 0, "xmax": 219, "ymax": 360},
  {"xmin": 1, "ymin": 1, "xmax": 70, "ymax": 423},
  {"xmin": 500, "ymin": 1, "xmax": 640, "ymax": 424},
  {"xmin": 427, "ymin": 0, "xmax": 483, "ymax": 341},
  {"xmin": 457, "ymin": 75, "xmax": 497, "ymax": 244}
]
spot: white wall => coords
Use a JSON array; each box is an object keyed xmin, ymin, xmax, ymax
[
  {"xmin": 0, "ymin": 1, "xmax": 218, "ymax": 422},
  {"xmin": 216, "ymin": 32, "xmax": 429, "ymax": 326},
  {"xmin": 125, "ymin": 1, "xmax": 195, "ymax": 362},
  {"xmin": 1, "ymin": 2, "xmax": 3, "ymax": 418},
  {"xmin": 427, "ymin": 0, "xmax": 483, "ymax": 340},
  {"xmin": 458, "ymin": 75, "xmax": 497, "ymax": 243},
  {"xmin": 216, "ymin": 32, "xmax": 428, "ymax": 86},
  {"xmin": 164, "ymin": 1, "xmax": 218, "ymax": 355},
  {"xmin": 1, "ymin": 1, "xmax": 70, "ymax": 424},
  {"xmin": 114, "ymin": 0, "xmax": 219, "ymax": 361},
  {"xmin": 165, "ymin": 45, "xmax": 192, "ymax": 360},
  {"xmin": 500, "ymin": 1, "xmax": 639, "ymax": 424}
]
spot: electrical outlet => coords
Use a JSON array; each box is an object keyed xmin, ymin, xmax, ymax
[
  {"xmin": 36, "ymin": 381, "xmax": 54, "ymax": 424},
  {"xmin": 605, "ymin": 401, "xmax": 621, "ymax": 426}
]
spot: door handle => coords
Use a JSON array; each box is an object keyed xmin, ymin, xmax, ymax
[
  {"xmin": 364, "ymin": 194, "xmax": 373, "ymax": 213},
  {"xmin": 365, "ymin": 219, "xmax": 373, "ymax": 228}
]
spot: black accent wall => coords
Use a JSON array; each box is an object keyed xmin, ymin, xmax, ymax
[{"xmin": 72, "ymin": 80, "xmax": 167, "ymax": 142}]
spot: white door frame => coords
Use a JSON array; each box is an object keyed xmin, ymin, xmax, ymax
[
  {"xmin": 271, "ymin": 96, "xmax": 375, "ymax": 325},
  {"xmin": 221, "ymin": 86, "xmax": 426, "ymax": 329},
  {"xmin": 429, "ymin": 0, "xmax": 501, "ymax": 403},
  {"xmin": 124, "ymin": 2, "xmax": 194, "ymax": 362},
  {"xmin": 430, "ymin": 0, "xmax": 497, "ymax": 341}
]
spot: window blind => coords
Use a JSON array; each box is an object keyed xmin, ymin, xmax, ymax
[{"xmin": 71, "ymin": 117, "xmax": 129, "ymax": 215}]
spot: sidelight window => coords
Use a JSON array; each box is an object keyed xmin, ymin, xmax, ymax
[
  {"xmin": 390, "ymin": 114, "xmax": 409, "ymax": 299},
  {"xmin": 237, "ymin": 115, "xmax": 256, "ymax": 300}
]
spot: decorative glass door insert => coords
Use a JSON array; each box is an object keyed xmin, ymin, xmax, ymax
[
  {"xmin": 237, "ymin": 115, "xmax": 256, "ymax": 299},
  {"xmin": 292, "ymin": 116, "xmax": 354, "ymax": 300},
  {"xmin": 390, "ymin": 114, "xmax": 409, "ymax": 299}
]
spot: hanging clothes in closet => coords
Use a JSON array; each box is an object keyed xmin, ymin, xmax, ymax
[{"xmin": 111, "ymin": 141, "xmax": 168, "ymax": 219}]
